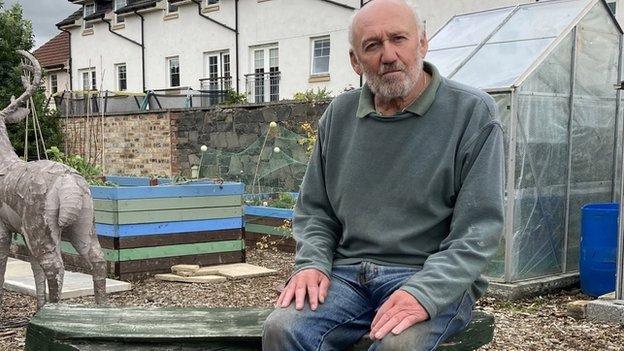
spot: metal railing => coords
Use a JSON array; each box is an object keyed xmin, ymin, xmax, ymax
[
  {"xmin": 53, "ymin": 88, "xmax": 230, "ymax": 117},
  {"xmin": 245, "ymin": 71, "xmax": 281, "ymax": 103}
]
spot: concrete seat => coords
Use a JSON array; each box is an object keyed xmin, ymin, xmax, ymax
[{"xmin": 26, "ymin": 304, "xmax": 494, "ymax": 350}]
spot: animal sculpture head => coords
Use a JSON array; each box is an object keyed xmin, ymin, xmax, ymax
[{"xmin": 0, "ymin": 50, "xmax": 42, "ymax": 126}]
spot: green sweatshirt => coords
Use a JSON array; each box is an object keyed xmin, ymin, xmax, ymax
[{"xmin": 292, "ymin": 62, "xmax": 505, "ymax": 319}]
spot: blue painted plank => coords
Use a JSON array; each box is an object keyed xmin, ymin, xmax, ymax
[
  {"xmin": 244, "ymin": 205, "xmax": 294, "ymax": 219},
  {"xmin": 95, "ymin": 217, "xmax": 243, "ymax": 237},
  {"xmin": 90, "ymin": 183, "xmax": 244, "ymax": 200}
]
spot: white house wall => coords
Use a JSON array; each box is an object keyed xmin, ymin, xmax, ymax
[
  {"xmin": 70, "ymin": 12, "xmax": 143, "ymax": 92},
  {"xmin": 237, "ymin": 0, "xmax": 360, "ymax": 98},
  {"xmin": 64, "ymin": 0, "xmax": 620, "ymax": 100},
  {"xmin": 142, "ymin": 4, "xmax": 236, "ymax": 91}
]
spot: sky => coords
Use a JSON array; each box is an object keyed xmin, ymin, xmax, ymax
[{"xmin": 4, "ymin": 0, "xmax": 81, "ymax": 49}]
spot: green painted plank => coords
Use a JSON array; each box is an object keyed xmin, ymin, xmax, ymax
[
  {"xmin": 245, "ymin": 223, "xmax": 291, "ymax": 237},
  {"xmin": 95, "ymin": 207, "xmax": 243, "ymax": 225},
  {"xmin": 12, "ymin": 234, "xmax": 119, "ymax": 262},
  {"xmin": 117, "ymin": 240, "xmax": 244, "ymax": 261},
  {"xmin": 93, "ymin": 195, "xmax": 242, "ymax": 212}
]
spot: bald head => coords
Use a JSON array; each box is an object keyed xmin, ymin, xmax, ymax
[{"xmin": 349, "ymin": 0, "xmax": 424, "ymax": 49}]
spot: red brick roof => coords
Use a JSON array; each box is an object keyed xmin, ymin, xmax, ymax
[{"xmin": 33, "ymin": 32, "xmax": 70, "ymax": 69}]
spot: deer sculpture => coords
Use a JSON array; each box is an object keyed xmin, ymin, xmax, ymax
[{"xmin": 0, "ymin": 50, "xmax": 106, "ymax": 309}]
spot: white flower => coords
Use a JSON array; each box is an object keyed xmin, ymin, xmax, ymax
[
  {"xmin": 200, "ymin": 145, "xmax": 208, "ymax": 152},
  {"xmin": 269, "ymin": 121, "xmax": 277, "ymax": 128},
  {"xmin": 273, "ymin": 147, "xmax": 281, "ymax": 153}
]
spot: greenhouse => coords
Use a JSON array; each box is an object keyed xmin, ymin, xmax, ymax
[{"xmin": 427, "ymin": 0, "xmax": 622, "ymax": 283}]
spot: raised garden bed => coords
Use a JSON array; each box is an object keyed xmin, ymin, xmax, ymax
[
  {"xmin": 12, "ymin": 176, "xmax": 245, "ymax": 280},
  {"xmin": 244, "ymin": 193, "xmax": 296, "ymax": 252}
]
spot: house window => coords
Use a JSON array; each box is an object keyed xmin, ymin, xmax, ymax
[
  {"xmin": 607, "ymin": 1, "xmax": 616, "ymax": 14},
  {"xmin": 311, "ymin": 37, "xmax": 330, "ymax": 75},
  {"xmin": 248, "ymin": 46, "xmax": 279, "ymax": 103},
  {"xmin": 114, "ymin": 0, "xmax": 127, "ymax": 24},
  {"xmin": 168, "ymin": 56, "xmax": 180, "ymax": 87},
  {"xmin": 203, "ymin": 51, "xmax": 231, "ymax": 90},
  {"xmin": 167, "ymin": 2, "xmax": 178, "ymax": 13},
  {"xmin": 83, "ymin": 3, "xmax": 96, "ymax": 29},
  {"xmin": 80, "ymin": 68, "xmax": 97, "ymax": 90},
  {"xmin": 50, "ymin": 74, "xmax": 58, "ymax": 94},
  {"xmin": 116, "ymin": 64, "xmax": 127, "ymax": 91}
]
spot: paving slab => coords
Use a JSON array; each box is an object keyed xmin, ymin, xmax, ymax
[
  {"xmin": 193, "ymin": 263, "xmax": 277, "ymax": 279},
  {"xmin": 155, "ymin": 273, "xmax": 227, "ymax": 283},
  {"xmin": 3, "ymin": 258, "xmax": 132, "ymax": 299},
  {"xmin": 586, "ymin": 292, "xmax": 624, "ymax": 325}
]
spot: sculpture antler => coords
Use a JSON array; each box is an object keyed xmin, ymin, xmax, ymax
[{"xmin": 0, "ymin": 50, "xmax": 42, "ymax": 121}]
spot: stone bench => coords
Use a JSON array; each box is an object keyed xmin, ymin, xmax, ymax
[{"xmin": 25, "ymin": 304, "xmax": 494, "ymax": 350}]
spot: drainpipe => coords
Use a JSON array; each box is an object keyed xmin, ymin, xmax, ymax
[
  {"xmin": 235, "ymin": 0, "xmax": 239, "ymax": 93},
  {"xmin": 102, "ymin": 15, "xmax": 146, "ymax": 92},
  {"xmin": 59, "ymin": 27, "xmax": 73, "ymax": 90},
  {"xmin": 189, "ymin": 0, "xmax": 238, "ymax": 92},
  {"xmin": 134, "ymin": 10, "xmax": 146, "ymax": 93}
]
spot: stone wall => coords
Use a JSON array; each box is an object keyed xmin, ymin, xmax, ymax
[
  {"xmin": 60, "ymin": 101, "xmax": 330, "ymax": 180},
  {"xmin": 61, "ymin": 112, "xmax": 175, "ymax": 177}
]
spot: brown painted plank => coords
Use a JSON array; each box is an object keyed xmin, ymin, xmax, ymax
[
  {"xmin": 117, "ymin": 229, "xmax": 243, "ymax": 249},
  {"xmin": 116, "ymin": 251, "xmax": 245, "ymax": 275},
  {"xmin": 244, "ymin": 232, "xmax": 295, "ymax": 253},
  {"xmin": 245, "ymin": 215, "xmax": 290, "ymax": 227}
]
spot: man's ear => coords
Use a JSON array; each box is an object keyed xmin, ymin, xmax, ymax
[
  {"xmin": 349, "ymin": 49, "xmax": 363, "ymax": 76},
  {"xmin": 419, "ymin": 31, "xmax": 429, "ymax": 59}
]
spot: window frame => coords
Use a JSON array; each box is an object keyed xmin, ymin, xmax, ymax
[
  {"xmin": 167, "ymin": 56, "xmax": 180, "ymax": 88},
  {"xmin": 167, "ymin": 2, "xmax": 179, "ymax": 14},
  {"xmin": 114, "ymin": 0, "xmax": 127, "ymax": 24},
  {"xmin": 83, "ymin": 3, "xmax": 96, "ymax": 30},
  {"xmin": 311, "ymin": 36, "xmax": 331, "ymax": 76},
  {"xmin": 116, "ymin": 63, "xmax": 127, "ymax": 91},
  {"xmin": 50, "ymin": 74, "xmax": 58, "ymax": 94},
  {"xmin": 80, "ymin": 68, "xmax": 97, "ymax": 91}
]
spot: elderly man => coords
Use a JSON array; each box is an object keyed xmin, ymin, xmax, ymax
[{"xmin": 263, "ymin": 0, "xmax": 504, "ymax": 350}]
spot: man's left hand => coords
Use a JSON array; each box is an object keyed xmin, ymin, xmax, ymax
[{"xmin": 369, "ymin": 290, "xmax": 429, "ymax": 340}]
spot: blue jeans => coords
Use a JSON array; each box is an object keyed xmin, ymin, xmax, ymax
[{"xmin": 262, "ymin": 262, "xmax": 475, "ymax": 351}]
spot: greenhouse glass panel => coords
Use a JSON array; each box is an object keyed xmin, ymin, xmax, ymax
[
  {"xmin": 489, "ymin": 0, "xmax": 586, "ymax": 43},
  {"xmin": 426, "ymin": 46, "xmax": 475, "ymax": 77},
  {"xmin": 508, "ymin": 31, "xmax": 573, "ymax": 281},
  {"xmin": 428, "ymin": 7, "xmax": 513, "ymax": 50},
  {"xmin": 485, "ymin": 93, "xmax": 511, "ymax": 280},
  {"xmin": 451, "ymin": 38, "xmax": 551, "ymax": 89},
  {"xmin": 567, "ymin": 2, "xmax": 620, "ymax": 271}
]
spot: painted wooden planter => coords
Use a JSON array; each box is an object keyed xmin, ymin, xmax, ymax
[
  {"xmin": 13, "ymin": 176, "xmax": 245, "ymax": 280},
  {"xmin": 244, "ymin": 205, "xmax": 295, "ymax": 252}
]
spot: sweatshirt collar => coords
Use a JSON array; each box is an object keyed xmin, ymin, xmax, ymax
[{"xmin": 356, "ymin": 61, "xmax": 441, "ymax": 119}]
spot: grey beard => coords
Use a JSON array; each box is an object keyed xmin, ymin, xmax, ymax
[{"xmin": 363, "ymin": 59, "xmax": 423, "ymax": 101}]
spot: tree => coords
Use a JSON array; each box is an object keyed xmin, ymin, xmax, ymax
[{"xmin": 0, "ymin": 1, "xmax": 63, "ymax": 159}]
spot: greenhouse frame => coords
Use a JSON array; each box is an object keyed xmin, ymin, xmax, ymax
[{"xmin": 428, "ymin": 0, "xmax": 623, "ymax": 283}]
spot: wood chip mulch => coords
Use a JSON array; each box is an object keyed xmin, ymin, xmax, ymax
[{"xmin": 1, "ymin": 248, "xmax": 623, "ymax": 350}]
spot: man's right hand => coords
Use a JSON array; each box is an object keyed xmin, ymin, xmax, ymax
[{"xmin": 275, "ymin": 268, "xmax": 330, "ymax": 311}]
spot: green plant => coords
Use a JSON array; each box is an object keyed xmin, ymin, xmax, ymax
[
  {"xmin": 298, "ymin": 121, "xmax": 317, "ymax": 159},
  {"xmin": 270, "ymin": 192, "xmax": 297, "ymax": 209},
  {"xmin": 220, "ymin": 89, "xmax": 247, "ymax": 105},
  {"xmin": 293, "ymin": 88, "xmax": 332, "ymax": 103},
  {"xmin": 45, "ymin": 146, "xmax": 109, "ymax": 186}
]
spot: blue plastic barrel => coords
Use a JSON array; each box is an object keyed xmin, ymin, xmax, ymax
[{"xmin": 580, "ymin": 203, "xmax": 619, "ymax": 297}]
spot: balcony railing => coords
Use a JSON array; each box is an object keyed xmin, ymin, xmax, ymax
[{"xmin": 245, "ymin": 71, "xmax": 281, "ymax": 103}]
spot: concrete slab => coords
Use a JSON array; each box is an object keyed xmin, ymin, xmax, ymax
[
  {"xmin": 586, "ymin": 292, "xmax": 624, "ymax": 325},
  {"xmin": 193, "ymin": 263, "xmax": 277, "ymax": 279},
  {"xmin": 155, "ymin": 274, "xmax": 227, "ymax": 283},
  {"xmin": 3, "ymin": 258, "xmax": 132, "ymax": 299},
  {"xmin": 486, "ymin": 273, "xmax": 578, "ymax": 300}
]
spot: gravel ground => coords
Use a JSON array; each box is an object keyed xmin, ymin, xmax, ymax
[{"xmin": 1, "ymin": 248, "xmax": 623, "ymax": 350}]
